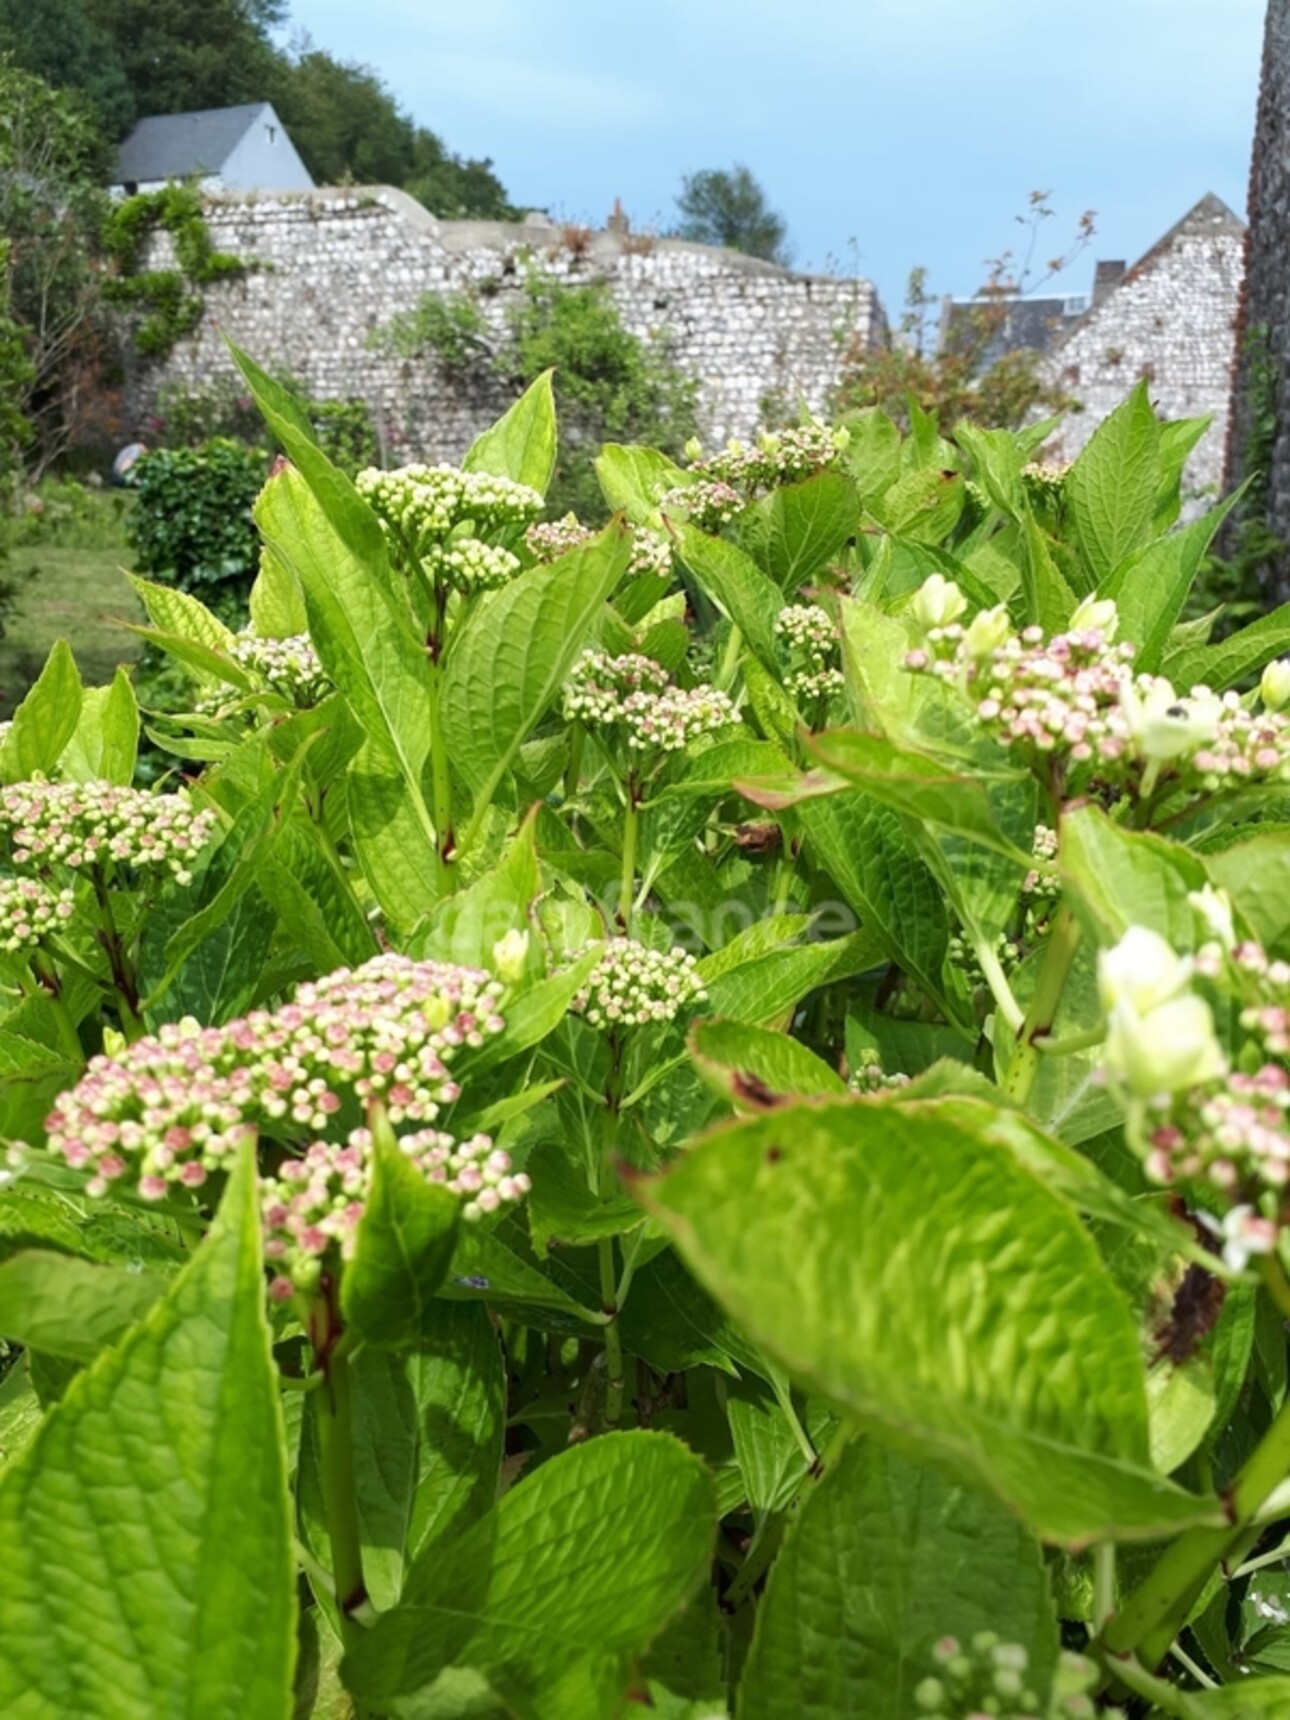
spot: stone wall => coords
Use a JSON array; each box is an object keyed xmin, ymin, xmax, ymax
[
  {"xmin": 1228, "ymin": 0, "xmax": 1290, "ymax": 596},
  {"xmin": 1041, "ymin": 194, "xmax": 1245, "ymax": 500},
  {"xmin": 128, "ymin": 187, "xmax": 885, "ymax": 460}
]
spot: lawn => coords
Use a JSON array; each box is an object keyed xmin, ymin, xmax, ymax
[{"xmin": 0, "ymin": 510, "xmax": 143, "ymax": 719}]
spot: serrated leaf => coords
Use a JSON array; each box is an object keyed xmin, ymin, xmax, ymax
[
  {"xmin": 1166, "ymin": 601, "xmax": 1290, "ymax": 693},
  {"xmin": 1060, "ymin": 803, "xmax": 1209, "ymax": 947},
  {"xmin": 0, "ymin": 640, "xmax": 82, "ymax": 783},
  {"xmin": 343, "ymin": 1431, "xmax": 717, "ymax": 1720},
  {"xmin": 125, "ymin": 573, "xmax": 236, "ymax": 652},
  {"xmin": 673, "ymin": 523, "xmax": 784, "ymax": 676},
  {"xmin": 0, "ymin": 1144, "xmax": 295, "ymax": 1718},
  {"xmin": 1207, "ymin": 831, "xmax": 1290, "ymax": 953},
  {"xmin": 442, "ymin": 526, "xmax": 631, "ymax": 816},
  {"xmin": 690, "ymin": 1018, "xmax": 846, "ymax": 1108},
  {"xmin": 697, "ymin": 932, "xmax": 881, "ymax": 1029},
  {"xmin": 0, "ymin": 1251, "xmax": 165, "ymax": 1361},
  {"xmin": 463, "ymin": 371, "xmax": 557, "ymax": 494},
  {"xmin": 596, "ymin": 442, "xmax": 690, "ymax": 522},
  {"xmin": 738, "ymin": 471, "xmax": 859, "ymax": 588},
  {"xmin": 1067, "ymin": 381, "xmax": 1163, "ymax": 585},
  {"xmin": 249, "ymin": 543, "xmax": 308, "ymax": 637},
  {"xmin": 640, "ymin": 1098, "xmax": 1217, "ymax": 1545},
  {"xmin": 740, "ymin": 1438, "xmax": 1058, "ymax": 1720},
  {"xmin": 342, "ymin": 1109, "xmax": 462, "ymax": 1351},
  {"xmin": 1102, "ymin": 496, "xmax": 1237, "ymax": 673},
  {"xmin": 526, "ymin": 1139, "xmax": 643, "ymax": 1257},
  {"xmin": 58, "ymin": 668, "xmax": 139, "ymax": 786}
]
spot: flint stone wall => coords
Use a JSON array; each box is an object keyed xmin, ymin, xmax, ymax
[{"xmin": 127, "ymin": 186, "xmax": 886, "ymax": 461}]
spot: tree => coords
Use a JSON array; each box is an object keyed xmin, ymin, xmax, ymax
[
  {"xmin": 0, "ymin": 65, "xmax": 111, "ymax": 476},
  {"xmin": 674, "ymin": 165, "xmax": 791, "ymax": 266},
  {"xmin": 0, "ymin": 0, "xmax": 134, "ymax": 137},
  {"xmin": 81, "ymin": 0, "xmax": 285, "ymax": 119}
]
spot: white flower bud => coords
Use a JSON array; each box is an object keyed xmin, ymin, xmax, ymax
[
  {"xmin": 1262, "ymin": 658, "xmax": 1290, "ymax": 712},
  {"xmin": 1188, "ymin": 885, "xmax": 1236, "ymax": 951},
  {"xmin": 1098, "ymin": 927, "xmax": 1194, "ymax": 1016},
  {"xmin": 961, "ymin": 604, "xmax": 1012, "ymax": 660},
  {"xmin": 1104, "ymin": 994, "xmax": 1227, "ymax": 1096},
  {"xmin": 1119, "ymin": 675, "xmax": 1222, "ymax": 764},
  {"xmin": 1069, "ymin": 595, "xmax": 1119, "ymax": 640},
  {"xmin": 491, "ymin": 929, "xmax": 530, "ymax": 986},
  {"xmin": 911, "ymin": 574, "xmax": 968, "ymax": 632}
]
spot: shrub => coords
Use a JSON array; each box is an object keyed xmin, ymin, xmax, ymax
[
  {"xmin": 4, "ymin": 362, "xmax": 1290, "ymax": 1716},
  {"xmin": 128, "ymin": 437, "xmax": 265, "ymax": 617}
]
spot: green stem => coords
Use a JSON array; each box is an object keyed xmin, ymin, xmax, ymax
[
  {"xmin": 1093, "ymin": 1541, "xmax": 1116, "ymax": 1631},
  {"xmin": 597, "ymin": 1045, "xmax": 627, "ymax": 1428},
  {"xmin": 32, "ymin": 954, "xmax": 82, "ymax": 1064},
  {"xmin": 1000, "ymin": 904, "xmax": 1081, "ymax": 1106},
  {"xmin": 771, "ymin": 844, "xmax": 796, "ymax": 915},
  {"xmin": 427, "ymin": 655, "xmax": 455, "ymax": 885},
  {"xmin": 1097, "ymin": 1651, "xmax": 1201, "ymax": 1719},
  {"xmin": 314, "ymin": 1335, "xmax": 368, "ymax": 1652},
  {"xmin": 1105, "ymin": 1261, "xmax": 1290, "ymax": 1666},
  {"xmin": 565, "ymin": 720, "xmax": 585, "ymax": 805},
  {"xmin": 618, "ymin": 785, "xmax": 640, "ymax": 934},
  {"xmin": 972, "ymin": 935, "xmax": 1024, "ymax": 1036}
]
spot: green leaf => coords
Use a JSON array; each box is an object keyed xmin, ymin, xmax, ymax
[
  {"xmin": 955, "ymin": 421, "xmax": 1025, "ymax": 519},
  {"xmin": 342, "ymin": 1109, "xmax": 462, "ymax": 1352},
  {"xmin": 443, "ymin": 1218, "xmax": 608, "ymax": 1332},
  {"xmin": 125, "ymin": 572, "xmax": 236, "ymax": 653},
  {"xmin": 840, "ymin": 407, "xmax": 903, "ymax": 503},
  {"xmin": 740, "ymin": 1438, "xmax": 1058, "ymax": 1720},
  {"xmin": 0, "ymin": 1144, "xmax": 295, "ymax": 1718},
  {"xmin": 868, "ymin": 468, "xmax": 965, "ymax": 545},
  {"xmin": 1102, "ymin": 497, "xmax": 1237, "ymax": 673},
  {"xmin": 343, "ymin": 1431, "xmax": 717, "ymax": 1720},
  {"xmin": 0, "ymin": 1364, "xmax": 41, "ymax": 1470},
  {"xmin": 596, "ymin": 442, "xmax": 690, "ymax": 522},
  {"xmin": 463, "ymin": 371, "xmax": 557, "ymax": 495},
  {"xmin": 0, "ymin": 640, "xmax": 82, "ymax": 784},
  {"xmin": 738, "ymin": 471, "xmax": 859, "ymax": 588},
  {"xmin": 1185, "ymin": 1684, "xmax": 1290, "ymax": 1718},
  {"xmin": 230, "ymin": 342, "xmax": 389, "ymax": 570},
  {"xmin": 347, "ymin": 742, "xmax": 442, "ymax": 929},
  {"xmin": 412, "ymin": 811, "xmax": 538, "ymax": 969},
  {"xmin": 442, "ymin": 525, "xmax": 631, "ymax": 816},
  {"xmin": 1060, "ymin": 803, "xmax": 1209, "ymax": 946},
  {"xmin": 57, "ymin": 667, "xmax": 140, "ymax": 786},
  {"xmin": 689, "ymin": 1017, "xmax": 847, "ymax": 1108},
  {"xmin": 673, "ymin": 522, "xmax": 784, "ymax": 677},
  {"xmin": 0, "ymin": 1251, "xmax": 165, "ymax": 1361},
  {"xmin": 526, "ymin": 1139, "xmax": 643, "ymax": 1257},
  {"xmin": 249, "ymin": 543, "xmax": 308, "ymax": 638},
  {"xmin": 698, "ymin": 931, "xmax": 881, "ymax": 1029},
  {"xmin": 1208, "ymin": 831, "xmax": 1290, "ymax": 953},
  {"xmin": 1066, "ymin": 381, "xmax": 1163, "ymax": 585},
  {"xmin": 1166, "ymin": 601, "xmax": 1290, "ymax": 694},
  {"xmin": 640, "ymin": 1099, "xmax": 1216, "ymax": 1545}
]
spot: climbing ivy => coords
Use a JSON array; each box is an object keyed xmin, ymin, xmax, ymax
[{"xmin": 102, "ymin": 183, "xmax": 247, "ymax": 358}]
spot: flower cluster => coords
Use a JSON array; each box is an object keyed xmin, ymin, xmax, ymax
[
  {"xmin": 775, "ymin": 603, "xmax": 844, "ymax": 703},
  {"xmin": 1099, "ymin": 920, "xmax": 1290, "ymax": 1268},
  {"xmin": 433, "ymin": 537, "xmax": 521, "ymax": 594},
  {"xmin": 260, "ymin": 1124, "xmax": 529, "ymax": 1296},
  {"xmin": 0, "ymin": 876, "xmax": 75, "ymax": 954},
  {"xmin": 357, "ymin": 464, "xmax": 542, "ymax": 560},
  {"xmin": 913, "ymin": 1634, "xmax": 1108, "ymax": 1720},
  {"xmin": 905, "ymin": 580, "xmax": 1290, "ymax": 796},
  {"xmin": 848, "ymin": 1055, "xmax": 911, "ymax": 1095},
  {"xmin": 0, "ymin": 781, "xmax": 217, "ymax": 885},
  {"xmin": 657, "ymin": 478, "xmax": 744, "ymax": 532},
  {"xmin": 224, "ymin": 630, "xmax": 330, "ymax": 709},
  {"xmin": 686, "ymin": 422, "xmax": 847, "ymax": 492},
  {"xmin": 41, "ymin": 954, "xmax": 507, "ymax": 1200},
  {"xmin": 562, "ymin": 651, "xmax": 737, "ymax": 755},
  {"xmin": 525, "ymin": 514, "xmax": 673, "ymax": 580},
  {"xmin": 570, "ymin": 937, "xmax": 707, "ymax": 1031}
]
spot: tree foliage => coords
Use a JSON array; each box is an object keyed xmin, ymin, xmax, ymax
[
  {"xmin": 0, "ymin": 0, "xmax": 133, "ymax": 137},
  {"xmin": 675, "ymin": 164, "xmax": 792, "ymax": 265}
]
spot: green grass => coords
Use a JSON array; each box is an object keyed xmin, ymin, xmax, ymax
[{"xmin": 0, "ymin": 544, "xmax": 143, "ymax": 718}]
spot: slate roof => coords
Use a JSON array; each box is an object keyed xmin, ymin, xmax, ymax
[
  {"xmin": 939, "ymin": 294, "xmax": 1084, "ymax": 364},
  {"xmin": 114, "ymin": 103, "xmax": 271, "ymax": 184}
]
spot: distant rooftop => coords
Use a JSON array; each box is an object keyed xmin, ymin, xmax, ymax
[{"xmin": 113, "ymin": 102, "xmax": 313, "ymax": 192}]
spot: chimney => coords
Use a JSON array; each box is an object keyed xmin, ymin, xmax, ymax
[
  {"xmin": 606, "ymin": 197, "xmax": 630, "ymax": 237},
  {"xmin": 1093, "ymin": 260, "xmax": 1126, "ymax": 305}
]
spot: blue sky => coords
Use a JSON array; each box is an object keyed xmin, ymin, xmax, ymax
[{"xmin": 284, "ymin": 0, "xmax": 1265, "ymax": 313}]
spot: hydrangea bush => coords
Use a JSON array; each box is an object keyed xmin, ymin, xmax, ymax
[{"xmin": 4, "ymin": 364, "xmax": 1290, "ymax": 1715}]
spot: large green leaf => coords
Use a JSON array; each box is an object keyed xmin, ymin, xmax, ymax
[
  {"xmin": 738, "ymin": 471, "xmax": 859, "ymax": 588},
  {"xmin": 697, "ymin": 931, "xmax": 882, "ymax": 1029},
  {"xmin": 1067, "ymin": 381, "xmax": 1162, "ymax": 586},
  {"xmin": 341, "ymin": 1110, "xmax": 462, "ymax": 1352},
  {"xmin": 441, "ymin": 525, "xmax": 631, "ymax": 814},
  {"xmin": 1208, "ymin": 831, "xmax": 1290, "ymax": 953},
  {"xmin": 463, "ymin": 371, "xmax": 557, "ymax": 494},
  {"xmin": 740, "ymin": 1439, "xmax": 1058, "ymax": 1720},
  {"xmin": 1186, "ymin": 1686, "xmax": 1290, "ymax": 1719},
  {"xmin": 640, "ymin": 1099, "xmax": 1216, "ymax": 1545},
  {"xmin": 1060, "ymin": 803, "xmax": 1208, "ymax": 946},
  {"xmin": 1166, "ymin": 601, "xmax": 1290, "ymax": 692},
  {"xmin": 689, "ymin": 1017, "xmax": 847, "ymax": 1107},
  {"xmin": 0, "ymin": 1145, "xmax": 295, "ymax": 1718},
  {"xmin": 0, "ymin": 639, "xmax": 82, "ymax": 784},
  {"xmin": 58, "ymin": 668, "xmax": 139, "ymax": 786},
  {"xmin": 1102, "ymin": 496, "xmax": 1236, "ymax": 672},
  {"xmin": 0, "ymin": 1250, "xmax": 165, "ymax": 1361},
  {"xmin": 596, "ymin": 442, "xmax": 690, "ymax": 522},
  {"xmin": 673, "ymin": 522, "xmax": 784, "ymax": 676},
  {"xmin": 343, "ymin": 1431, "xmax": 717, "ymax": 1719}
]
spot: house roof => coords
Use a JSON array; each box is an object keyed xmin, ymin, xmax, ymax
[
  {"xmin": 114, "ymin": 103, "xmax": 273, "ymax": 184},
  {"xmin": 1117, "ymin": 191, "xmax": 1245, "ymax": 289},
  {"xmin": 939, "ymin": 293, "xmax": 1085, "ymax": 363}
]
